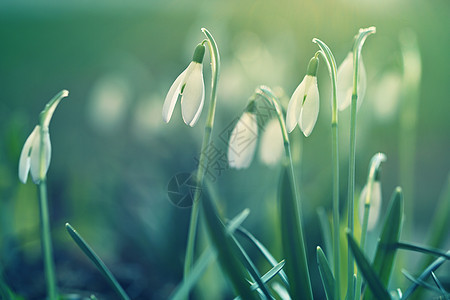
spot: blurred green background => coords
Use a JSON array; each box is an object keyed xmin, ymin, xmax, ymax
[{"xmin": 1, "ymin": 0, "xmax": 449, "ymax": 299}]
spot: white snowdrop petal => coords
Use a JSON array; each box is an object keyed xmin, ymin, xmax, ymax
[
  {"xmin": 286, "ymin": 78, "xmax": 306, "ymax": 133},
  {"xmin": 259, "ymin": 118, "xmax": 284, "ymax": 166},
  {"xmin": 299, "ymin": 78, "xmax": 319, "ymax": 137},
  {"xmin": 337, "ymin": 52, "xmax": 354, "ymax": 111},
  {"xmin": 228, "ymin": 112, "xmax": 258, "ymax": 169},
  {"xmin": 357, "ymin": 58, "xmax": 367, "ymax": 110},
  {"xmin": 358, "ymin": 181, "xmax": 382, "ymax": 230},
  {"xmin": 162, "ymin": 66, "xmax": 188, "ymax": 123},
  {"xmin": 18, "ymin": 125, "xmax": 39, "ymax": 183},
  {"xmin": 30, "ymin": 128, "xmax": 42, "ymax": 183},
  {"xmin": 181, "ymin": 63, "xmax": 205, "ymax": 127}
]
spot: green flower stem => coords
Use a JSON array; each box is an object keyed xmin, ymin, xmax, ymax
[
  {"xmin": 347, "ymin": 27, "xmax": 376, "ymax": 300},
  {"xmin": 257, "ymin": 86, "xmax": 313, "ymax": 300},
  {"xmin": 355, "ymin": 153, "xmax": 386, "ymax": 300},
  {"xmin": 183, "ymin": 28, "xmax": 220, "ymax": 281},
  {"xmin": 38, "ymin": 180, "xmax": 57, "ymax": 300},
  {"xmin": 313, "ymin": 37, "xmax": 340, "ymax": 300}
]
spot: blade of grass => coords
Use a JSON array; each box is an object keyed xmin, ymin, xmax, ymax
[
  {"xmin": 317, "ymin": 207, "xmax": 333, "ymax": 265},
  {"xmin": 317, "ymin": 246, "xmax": 335, "ymax": 300},
  {"xmin": 235, "ymin": 226, "xmax": 289, "ymax": 288},
  {"xmin": 365, "ymin": 187, "xmax": 403, "ymax": 300},
  {"xmin": 402, "ymin": 269, "xmax": 442, "ymax": 294},
  {"xmin": 402, "ymin": 250, "xmax": 450, "ymax": 299},
  {"xmin": 65, "ymin": 223, "xmax": 130, "ymax": 300},
  {"xmin": 430, "ymin": 271, "xmax": 449, "ymax": 299},
  {"xmin": 346, "ymin": 231, "xmax": 390, "ymax": 300},
  {"xmin": 201, "ymin": 190, "xmax": 258, "ymax": 300},
  {"xmin": 171, "ymin": 208, "xmax": 252, "ymax": 300},
  {"xmin": 395, "ymin": 242, "xmax": 450, "ymax": 259}
]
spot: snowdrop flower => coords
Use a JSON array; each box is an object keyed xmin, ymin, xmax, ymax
[
  {"xmin": 18, "ymin": 90, "xmax": 69, "ymax": 184},
  {"xmin": 358, "ymin": 180, "xmax": 382, "ymax": 230},
  {"xmin": 259, "ymin": 118, "xmax": 284, "ymax": 166},
  {"xmin": 162, "ymin": 44, "xmax": 206, "ymax": 127},
  {"xmin": 228, "ymin": 104, "xmax": 258, "ymax": 169},
  {"xmin": 286, "ymin": 55, "xmax": 320, "ymax": 137},
  {"xmin": 337, "ymin": 52, "xmax": 367, "ymax": 111}
]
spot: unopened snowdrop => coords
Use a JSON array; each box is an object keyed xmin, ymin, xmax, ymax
[
  {"xmin": 336, "ymin": 52, "xmax": 367, "ymax": 111},
  {"xmin": 286, "ymin": 55, "xmax": 320, "ymax": 137},
  {"xmin": 18, "ymin": 90, "xmax": 69, "ymax": 184},
  {"xmin": 259, "ymin": 118, "xmax": 284, "ymax": 166},
  {"xmin": 162, "ymin": 44, "xmax": 206, "ymax": 127}
]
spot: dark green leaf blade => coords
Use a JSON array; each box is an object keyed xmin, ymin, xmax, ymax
[
  {"xmin": 346, "ymin": 231, "xmax": 390, "ymax": 300},
  {"xmin": 366, "ymin": 187, "xmax": 404, "ymax": 300},
  {"xmin": 316, "ymin": 246, "xmax": 335, "ymax": 300},
  {"xmin": 65, "ymin": 223, "xmax": 130, "ymax": 300}
]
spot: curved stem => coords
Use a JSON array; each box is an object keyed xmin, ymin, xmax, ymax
[
  {"xmin": 256, "ymin": 86, "xmax": 313, "ymax": 300},
  {"xmin": 347, "ymin": 26, "xmax": 376, "ymax": 300},
  {"xmin": 313, "ymin": 38, "xmax": 340, "ymax": 300},
  {"xmin": 183, "ymin": 28, "xmax": 221, "ymax": 282}
]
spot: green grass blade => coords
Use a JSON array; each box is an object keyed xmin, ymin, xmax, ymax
[
  {"xmin": 171, "ymin": 208, "xmax": 253, "ymax": 300},
  {"xmin": 279, "ymin": 165, "xmax": 312, "ymax": 300},
  {"xmin": 65, "ymin": 223, "xmax": 130, "ymax": 300},
  {"xmin": 235, "ymin": 226, "xmax": 289, "ymax": 288},
  {"xmin": 316, "ymin": 246, "xmax": 335, "ymax": 300},
  {"xmin": 346, "ymin": 231, "xmax": 390, "ymax": 300},
  {"xmin": 366, "ymin": 187, "xmax": 403, "ymax": 300},
  {"xmin": 201, "ymin": 191, "xmax": 258, "ymax": 300},
  {"xmin": 231, "ymin": 235, "xmax": 273, "ymax": 299},
  {"xmin": 402, "ymin": 269, "xmax": 443, "ymax": 294},
  {"xmin": 171, "ymin": 248, "xmax": 216, "ymax": 300},
  {"xmin": 430, "ymin": 271, "xmax": 449, "ymax": 299},
  {"xmin": 395, "ymin": 242, "xmax": 450, "ymax": 259},
  {"xmin": 317, "ymin": 207, "xmax": 333, "ymax": 264},
  {"xmin": 402, "ymin": 250, "xmax": 450, "ymax": 299}
]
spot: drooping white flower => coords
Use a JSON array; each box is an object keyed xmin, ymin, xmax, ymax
[
  {"xmin": 228, "ymin": 111, "xmax": 258, "ymax": 169},
  {"xmin": 286, "ymin": 56, "xmax": 320, "ymax": 137},
  {"xmin": 259, "ymin": 118, "xmax": 284, "ymax": 166},
  {"xmin": 337, "ymin": 52, "xmax": 367, "ymax": 111},
  {"xmin": 358, "ymin": 180, "xmax": 382, "ymax": 230},
  {"xmin": 162, "ymin": 44, "xmax": 206, "ymax": 127},
  {"xmin": 18, "ymin": 90, "xmax": 69, "ymax": 184}
]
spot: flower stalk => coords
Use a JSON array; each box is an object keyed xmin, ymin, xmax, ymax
[
  {"xmin": 257, "ymin": 86, "xmax": 313, "ymax": 300},
  {"xmin": 312, "ymin": 37, "xmax": 340, "ymax": 300},
  {"xmin": 345, "ymin": 26, "xmax": 376, "ymax": 300},
  {"xmin": 183, "ymin": 28, "xmax": 220, "ymax": 282}
]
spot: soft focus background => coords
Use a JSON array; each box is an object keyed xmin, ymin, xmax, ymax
[{"xmin": 1, "ymin": 0, "xmax": 449, "ymax": 299}]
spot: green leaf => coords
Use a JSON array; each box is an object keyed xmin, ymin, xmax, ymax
[
  {"xmin": 171, "ymin": 208, "xmax": 252, "ymax": 300},
  {"xmin": 317, "ymin": 207, "xmax": 333, "ymax": 264},
  {"xmin": 402, "ymin": 269, "xmax": 442, "ymax": 294},
  {"xmin": 316, "ymin": 246, "xmax": 335, "ymax": 300},
  {"xmin": 402, "ymin": 250, "xmax": 450, "ymax": 299},
  {"xmin": 279, "ymin": 165, "xmax": 313, "ymax": 300},
  {"xmin": 395, "ymin": 242, "xmax": 450, "ymax": 259},
  {"xmin": 430, "ymin": 271, "xmax": 449, "ymax": 299},
  {"xmin": 346, "ymin": 231, "xmax": 390, "ymax": 300},
  {"xmin": 366, "ymin": 187, "xmax": 403, "ymax": 300},
  {"xmin": 235, "ymin": 226, "xmax": 289, "ymax": 288},
  {"xmin": 65, "ymin": 223, "xmax": 130, "ymax": 300},
  {"xmin": 201, "ymin": 191, "xmax": 258, "ymax": 300},
  {"xmin": 171, "ymin": 248, "xmax": 216, "ymax": 300}
]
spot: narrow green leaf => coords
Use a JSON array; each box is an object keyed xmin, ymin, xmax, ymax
[
  {"xmin": 201, "ymin": 191, "xmax": 258, "ymax": 300},
  {"xmin": 235, "ymin": 226, "xmax": 289, "ymax": 288},
  {"xmin": 317, "ymin": 207, "xmax": 333, "ymax": 264},
  {"xmin": 171, "ymin": 248, "xmax": 216, "ymax": 300},
  {"xmin": 279, "ymin": 165, "xmax": 313, "ymax": 300},
  {"xmin": 366, "ymin": 187, "xmax": 403, "ymax": 300},
  {"xmin": 395, "ymin": 242, "xmax": 450, "ymax": 259},
  {"xmin": 316, "ymin": 246, "xmax": 335, "ymax": 300},
  {"xmin": 65, "ymin": 223, "xmax": 130, "ymax": 300},
  {"xmin": 430, "ymin": 271, "xmax": 449, "ymax": 299},
  {"xmin": 402, "ymin": 269, "xmax": 442, "ymax": 294},
  {"xmin": 346, "ymin": 231, "xmax": 390, "ymax": 300},
  {"xmin": 402, "ymin": 250, "xmax": 450, "ymax": 299},
  {"xmin": 171, "ymin": 208, "xmax": 252, "ymax": 300}
]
